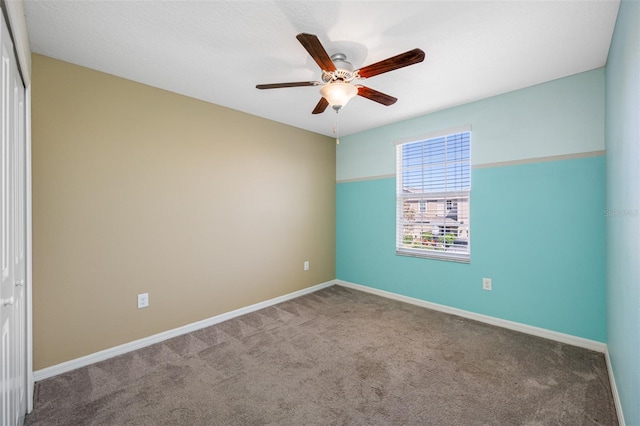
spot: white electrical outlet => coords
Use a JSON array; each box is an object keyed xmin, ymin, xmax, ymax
[
  {"xmin": 304, "ymin": 261, "xmax": 309, "ymax": 271},
  {"xmin": 482, "ymin": 278, "xmax": 492, "ymax": 291},
  {"xmin": 138, "ymin": 293, "xmax": 149, "ymax": 309}
]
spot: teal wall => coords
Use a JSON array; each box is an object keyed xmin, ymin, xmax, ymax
[
  {"xmin": 336, "ymin": 70, "xmax": 606, "ymax": 342},
  {"xmin": 605, "ymin": 0, "xmax": 640, "ymax": 424}
]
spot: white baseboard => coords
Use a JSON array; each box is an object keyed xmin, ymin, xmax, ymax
[
  {"xmin": 605, "ymin": 347, "xmax": 626, "ymax": 426},
  {"xmin": 336, "ymin": 280, "xmax": 607, "ymax": 353},
  {"xmin": 33, "ymin": 280, "xmax": 335, "ymax": 382}
]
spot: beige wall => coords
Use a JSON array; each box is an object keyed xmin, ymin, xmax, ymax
[{"xmin": 31, "ymin": 54, "xmax": 336, "ymax": 370}]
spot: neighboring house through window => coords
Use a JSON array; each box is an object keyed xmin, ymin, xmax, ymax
[{"xmin": 396, "ymin": 126, "xmax": 471, "ymax": 262}]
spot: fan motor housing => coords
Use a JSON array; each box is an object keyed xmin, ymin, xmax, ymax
[{"xmin": 322, "ymin": 53, "xmax": 357, "ymax": 83}]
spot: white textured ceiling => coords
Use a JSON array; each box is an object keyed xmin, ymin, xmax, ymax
[{"xmin": 24, "ymin": 0, "xmax": 619, "ymax": 137}]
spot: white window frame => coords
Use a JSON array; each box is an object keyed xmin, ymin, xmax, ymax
[{"xmin": 395, "ymin": 126, "xmax": 471, "ymax": 263}]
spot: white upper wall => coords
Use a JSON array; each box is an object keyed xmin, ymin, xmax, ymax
[{"xmin": 337, "ymin": 69, "xmax": 604, "ymax": 181}]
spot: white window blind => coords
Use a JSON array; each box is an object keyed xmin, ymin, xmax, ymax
[{"xmin": 396, "ymin": 128, "xmax": 471, "ymax": 262}]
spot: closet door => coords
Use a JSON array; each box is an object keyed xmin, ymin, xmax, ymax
[
  {"xmin": 11, "ymin": 30, "xmax": 26, "ymax": 425},
  {"xmin": 0, "ymin": 10, "xmax": 26, "ymax": 426}
]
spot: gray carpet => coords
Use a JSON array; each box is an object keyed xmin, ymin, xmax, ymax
[{"xmin": 25, "ymin": 285, "xmax": 618, "ymax": 425}]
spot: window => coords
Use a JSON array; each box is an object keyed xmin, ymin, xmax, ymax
[{"xmin": 396, "ymin": 127, "xmax": 471, "ymax": 262}]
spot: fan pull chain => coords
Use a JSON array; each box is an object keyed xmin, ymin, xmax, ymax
[{"xmin": 334, "ymin": 109, "xmax": 340, "ymax": 145}]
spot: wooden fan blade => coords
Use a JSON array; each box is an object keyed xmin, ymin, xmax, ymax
[
  {"xmin": 357, "ymin": 86, "xmax": 397, "ymax": 106},
  {"xmin": 312, "ymin": 97, "xmax": 329, "ymax": 114},
  {"xmin": 256, "ymin": 81, "xmax": 320, "ymax": 89},
  {"xmin": 356, "ymin": 48, "xmax": 425, "ymax": 79},
  {"xmin": 296, "ymin": 33, "xmax": 336, "ymax": 72}
]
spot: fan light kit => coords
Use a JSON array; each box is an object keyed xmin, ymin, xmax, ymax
[
  {"xmin": 257, "ymin": 33, "xmax": 425, "ymax": 142},
  {"xmin": 320, "ymin": 81, "xmax": 358, "ymax": 110}
]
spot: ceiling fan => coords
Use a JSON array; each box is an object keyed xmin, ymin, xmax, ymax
[{"xmin": 256, "ymin": 33, "xmax": 425, "ymax": 114}]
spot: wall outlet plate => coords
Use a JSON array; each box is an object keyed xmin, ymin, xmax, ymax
[
  {"xmin": 138, "ymin": 293, "xmax": 149, "ymax": 308},
  {"xmin": 482, "ymin": 278, "xmax": 492, "ymax": 291}
]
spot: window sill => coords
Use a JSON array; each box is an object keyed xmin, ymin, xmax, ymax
[{"xmin": 396, "ymin": 249, "xmax": 470, "ymax": 263}]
